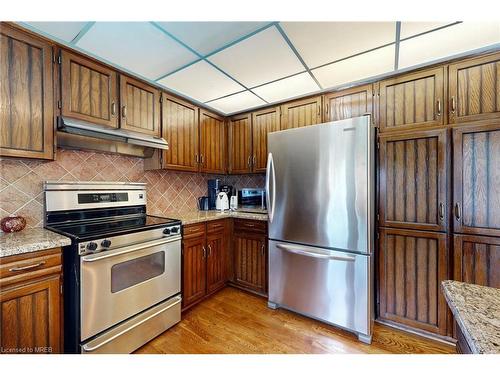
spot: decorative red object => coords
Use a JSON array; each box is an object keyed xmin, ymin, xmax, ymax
[{"xmin": 1, "ymin": 216, "xmax": 27, "ymax": 233}]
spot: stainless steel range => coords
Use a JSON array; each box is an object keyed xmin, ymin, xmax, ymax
[{"xmin": 44, "ymin": 181, "xmax": 182, "ymax": 354}]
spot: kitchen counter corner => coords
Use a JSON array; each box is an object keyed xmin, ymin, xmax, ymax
[
  {"xmin": 0, "ymin": 228, "xmax": 72, "ymax": 258},
  {"xmin": 172, "ymin": 210, "xmax": 268, "ymax": 225}
]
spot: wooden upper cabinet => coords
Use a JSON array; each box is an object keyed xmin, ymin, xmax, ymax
[
  {"xmin": 379, "ymin": 129, "xmax": 449, "ymax": 232},
  {"xmin": 0, "ymin": 24, "xmax": 54, "ymax": 159},
  {"xmin": 379, "ymin": 67, "xmax": 445, "ymax": 133},
  {"xmin": 280, "ymin": 96, "xmax": 322, "ymax": 130},
  {"xmin": 453, "ymin": 234, "xmax": 500, "ymax": 288},
  {"xmin": 119, "ymin": 75, "xmax": 160, "ymax": 136},
  {"xmin": 252, "ymin": 106, "xmax": 280, "ymax": 173},
  {"xmin": 162, "ymin": 94, "xmax": 199, "ymax": 172},
  {"xmin": 228, "ymin": 113, "xmax": 252, "ymax": 174},
  {"xmin": 323, "ymin": 84, "xmax": 373, "ymax": 122},
  {"xmin": 378, "ymin": 228, "xmax": 448, "ymax": 336},
  {"xmin": 61, "ymin": 50, "xmax": 118, "ymax": 129},
  {"xmin": 449, "ymin": 52, "xmax": 500, "ymax": 124},
  {"xmin": 453, "ymin": 122, "xmax": 500, "ymax": 237},
  {"xmin": 199, "ymin": 110, "xmax": 226, "ymax": 174}
]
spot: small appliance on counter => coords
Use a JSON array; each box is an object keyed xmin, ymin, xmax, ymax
[
  {"xmin": 207, "ymin": 179, "xmax": 220, "ymax": 210},
  {"xmin": 230, "ymin": 195, "xmax": 238, "ymax": 210},
  {"xmin": 215, "ymin": 192, "xmax": 229, "ymax": 211},
  {"xmin": 236, "ymin": 188, "xmax": 267, "ymax": 213},
  {"xmin": 197, "ymin": 196, "xmax": 209, "ymax": 211}
]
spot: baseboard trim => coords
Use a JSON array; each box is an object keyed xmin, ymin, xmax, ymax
[{"xmin": 376, "ymin": 319, "xmax": 456, "ymax": 346}]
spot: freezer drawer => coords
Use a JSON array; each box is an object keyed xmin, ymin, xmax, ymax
[{"xmin": 268, "ymin": 240, "xmax": 371, "ymax": 339}]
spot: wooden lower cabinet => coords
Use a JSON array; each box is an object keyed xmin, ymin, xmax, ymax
[
  {"xmin": 206, "ymin": 227, "xmax": 226, "ymax": 293},
  {"xmin": 181, "ymin": 225, "xmax": 207, "ymax": 309},
  {"xmin": 0, "ymin": 248, "xmax": 62, "ymax": 354},
  {"xmin": 378, "ymin": 228, "xmax": 449, "ymax": 336}
]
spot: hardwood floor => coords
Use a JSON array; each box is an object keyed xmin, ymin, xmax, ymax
[{"xmin": 135, "ymin": 287, "xmax": 455, "ymax": 354}]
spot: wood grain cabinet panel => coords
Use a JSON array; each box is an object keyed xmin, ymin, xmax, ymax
[
  {"xmin": 162, "ymin": 94, "xmax": 199, "ymax": 172},
  {"xmin": 61, "ymin": 50, "xmax": 118, "ymax": 128},
  {"xmin": 206, "ymin": 228, "xmax": 226, "ymax": 294},
  {"xmin": 228, "ymin": 114, "xmax": 252, "ymax": 174},
  {"xmin": 181, "ymin": 229, "xmax": 207, "ymax": 309},
  {"xmin": 200, "ymin": 110, "xmax": 226, "ymax": 174},
  {"xmin": 453, "ymin": 235, "xmax": 500, "ymax": 288},
  {"xmin": 449, "ymin": 52, "xmax": 500, "ymax": 124},
  {"xmin": 378, "ymin": 228, "xmax": 448, "ymax": 336},
  {"xmin": 379, "ymin": 129, "xmax": 448, "ymax": 232},
  {"xmin": 323, "ymin": 84, "xmax": 373, "ymax": 122},
  {"xmin": 453, "ymin": 122, "xmax": 500, "ymax": 237},
  {"xmin": 119, "ymin": 75, "xmax": 160, "ymax": 136},
  {"xmin": 280, "ymin": 96, "xmax": 322, "ymax": 130},
  {"xmin": 0, "ymin": 24, "xmax": 54, "ymax": 159},
  {"xmin": 233, "ymin": 232, "xmax": 267, "ymax": 295},
  {"xmin": 252, "ymin": 107, "xmax": 280, "ymax": 173},
  {"xmin": 379, "ymin": 67, "xmax": 445, "ymax": 133}
]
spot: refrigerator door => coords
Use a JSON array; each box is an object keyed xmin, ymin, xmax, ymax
[
  {"xmin": 268, "ymin": 240, "xmax": 371, "ymax": 337},
  {"xmin": 267, "ymin": 116, "xmax": 374, "ymax": 254}
]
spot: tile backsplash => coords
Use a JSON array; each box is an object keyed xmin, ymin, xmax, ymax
[{"xmin": 0, "ymin": 148, "xmax": 265, "ymax": 231}]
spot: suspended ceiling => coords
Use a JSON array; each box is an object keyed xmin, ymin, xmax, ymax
[{"xmin": 19, "ymin": 21, "xmax": 500, "ymax": 115}]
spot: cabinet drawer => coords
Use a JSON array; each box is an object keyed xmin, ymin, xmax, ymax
[
  {"xmin": 0, "ymin": 248, "xmax": 62, "ymax": 288},
  {"xmin": 206, "ymin": 220, "xmax": 226, "ymax": 233},
  {"xmin": 234, "ymin": 219, "xmax": 267, "ymax": 234},
  {"xmin": 182, "ymin": 223, "xmax": 206, "ymax": 238}
]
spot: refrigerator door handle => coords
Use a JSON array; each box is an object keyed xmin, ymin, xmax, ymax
[
  {"xmin": 276, "ymin": 243, "xmax": 356, "ymax": 262},
  {"xmin": 266, "ymin": 153, "xmax": 276, "ymax": 223}
]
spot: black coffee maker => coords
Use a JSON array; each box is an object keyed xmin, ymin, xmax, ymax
[{"xmin": 207, "ymin": 179, "xmax": 220, "ymax": 210}]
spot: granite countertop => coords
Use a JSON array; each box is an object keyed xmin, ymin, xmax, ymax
[
  {"xmin": 0, "ymin": 228, "xmax": 72, "ymax": 258},
  {"xmin": 441, "ymin": 280, "xmax": 500, "ymax": 354},
  {"xmin": 172, "ymin": 210, "xmax": 268, "ymax": 225}
]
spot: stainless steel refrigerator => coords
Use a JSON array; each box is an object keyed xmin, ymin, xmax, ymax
[{"xmin": 266, "ymin": 115, "xmax": 375, "ymax": 343}]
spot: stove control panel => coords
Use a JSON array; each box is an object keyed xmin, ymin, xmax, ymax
[{"xmin": 163, "ymin": 225, "xmax": 180, "ymax": 237}]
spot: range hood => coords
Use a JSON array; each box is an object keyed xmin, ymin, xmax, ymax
[{"xmin": 57, "ymin": 116, "xmax": 168, "ymax": 158}]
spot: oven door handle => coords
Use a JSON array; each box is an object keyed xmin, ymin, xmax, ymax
[
  {"xmin": 81, "ymin": 296, "xmax": 182, "ymax": 352},
  {"xmin": 81, "ymin": 236, "xmax": 180, "ymax": 263}
]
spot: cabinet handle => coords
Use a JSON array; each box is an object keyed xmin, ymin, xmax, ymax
[
  {"xmin": 208, "ymin": 244, "xmax": 212, "ymax": 257},
  {"xmin": 317, "ymin": 106, "xmax": 320, "ymax": 116},
  {"xmin": 195, "ymin": 154, "xmax": 199, "ymax": 164},
  {"xmin": 200, "ymin": 154, "xmax": 205, "ymax": 165},
  {"xmin": 451, "ymin": 96, "xmax": 456, "ymax": 113},
  {"xmin": 325, "ymin": 103, "xmax": 329, "ymax": 115},
  {"xmin": 247, "ymin": 156, "xmax": 251, "ymax": 168},
  {"xmin": 261, "ymin": 243, "xmax": 265, "ymax": 256},
  {"xmin": 252, "ymin": 155, "xmax": 256, "ymax": 166},
  {"xmin": 436, "ymin": 99, "xmax": 441, "ymax": 117},
  {"xmin": 111, "ymin": 102, "xmax": 117, "ymax": 116},
  {"xmin": 9, "ymin": 261, "xmax": 46, "ymax": 272},
  {"xmin": 454, "ymin": 203, "xmax": 461, "ymax": 221},
  {"xmin": 438, "ymin": 202, "xmax": 445, "ymax": 221},
  {"xmin": 202, "ymin": 246, "xmax": 206, "ymax": 258},
  {"xmin": 122, "ymin": 105, "xmax": 127, "ymax": 118}
]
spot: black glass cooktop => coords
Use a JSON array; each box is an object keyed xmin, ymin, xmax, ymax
[{"xmin": 46, "ymin": 214, "xmax": 180, "ymax": 241}]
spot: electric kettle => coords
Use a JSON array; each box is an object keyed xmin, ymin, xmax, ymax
[{"xmin": 215, "ymin": 192, "xmax": 229, "ymax": 211}]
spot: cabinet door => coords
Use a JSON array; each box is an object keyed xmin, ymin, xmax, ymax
[
  {"xmin": 119, "ymin": 75, "xmax": 160, "ymax": 136},
  {"xmin": 233, "ymin": 233, "xmax": 267, "ymax": 294},
  {"xmin": 61, "ymin": 50, "xmax": 118, "ymax": 128},
  {"xmin": 379, "ymin": 129, "xmax": 448, "ymax": 232},
  {"xmin": 0, "ymin": 275, "xmax": 61, "ymax": 353},
  {"xmin": 199, "ymin": 110, "xmax": 226, "ymax": 174},
  {"xmin": 0, "ymin": 24, "xmax": 54, "ymax": 159},
  {"xmin": 206, "ymin": 228, "xmax": 226, "ymax": 293},
  {"xmin": 280, "ymin": 96, "xmax": 322, "ymax": 130},
  {"xmin": 453, "ymin": 123, "xmax": 500, "ymax": 237},
  {"xmin": 379, "ymin": 67, "xmax": 445, "ymax": 133},
  {"xmin": 228, "ymin": 113, "xmax": 252, "ymax": 174},
  {"xmin": 162, "ymin": 94, "xmax": 199, "ymax": 172},
  {"xmin": 378, "ymin": 228, "xmax": 448, "ymax": 336},
  {"xmin": 449, "ymin": 52, "xmax": 500, "ymax": 124},
  {"xmin": 182, "ymin": 232, "xmax": 207, "ymax": 309},
  {"xmin": 323, "ymin": 84, "xmax": 373, "ymax": 122},
  {"xmin": 453, "ymin": 234, "xmax": 499, "ymax": 288},
  {"xmin": 252, "ymin": 106, "xmax": 280, "ymax": 173}
]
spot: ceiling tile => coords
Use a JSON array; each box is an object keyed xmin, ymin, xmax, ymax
[
  {"xmin": 399, "ymin": 22, "xmax": 500, "ymax": 69},
  {"xmin": 253, "ymin": 73, "xmax": 319, "ymax": 103},
  {"xmin": 280, "ymin": 22, "xmax": 396, "ymax": 68},
  {"xmin": 207, "ymin": 27, "xmax": 304, "ymax": 88},
  {"xmin": 76, "ymin": 22, "xmax": 198, "ymax": 80},
  {"xmin": 23, "ymin": 22, "xmax": 88, "ymax": 42},
  {"xmin": 206, "ymin": 91, "xmax": 265, "ymax": 114},
  {"xmin": 158, "ymin": 61, "xmax": 244, "ymax": 103},
  {"xmin": 156, "ymin": 22, "xmax": 268, "ymax": 56},
  {"xmin": 400, "ymin": 22, "xmax": 456, "ymax": 39},
  {"xmin": 312, "ymin": 45, "xmax": 395, "ymax": 88}
]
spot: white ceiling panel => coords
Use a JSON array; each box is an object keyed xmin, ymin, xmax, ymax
[
  {"xmin": 156, "ymin": 22, "xmax": 268, "ymax": 56},
  {"xmin": 76, "ymin": 22, "xmax": 198, "ymax": 80},
  {"xmin": 399, "ymin": 22, "xmax": 500, "ymax": 69},
  {"xmin": 312, "ymin": 45, "xmax": 395, "ymax": 88},
  {"xmin": 157, "ymin": 61, "xmax": 244, "ymax": 103},
  {"xmin": 206, "ymin": 91, "xmax": 265, "ymax": 114},
  {"xmin": 400, "ymin": 22, "xmax": 456, "ymax": 39},
  {"xmin": 281, "ymin": 22, "xmax": 396, "ymax": 68},
  {"xmin": 23, "ymin": 22, "xmax": 88, "ymax": 42},
  {"xmin": 208, "ymin": 27, "xmax": 304, "ymax": 88},
  {"xmin": 253, "ymin": 73, "xmax": 319, "ymax": 103}
]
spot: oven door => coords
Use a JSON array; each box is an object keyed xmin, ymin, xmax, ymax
[{"xmin": 80, "ymin": 236, "xmax": 180, "ymax": 341}]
